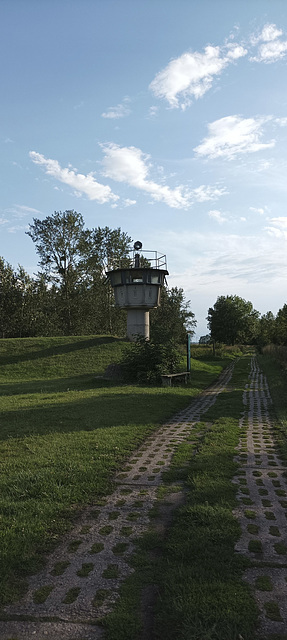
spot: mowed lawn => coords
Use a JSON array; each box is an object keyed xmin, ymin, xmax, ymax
[{"xmin": 0, "ymin": 335, "xmax": 228, "ymax": 606}]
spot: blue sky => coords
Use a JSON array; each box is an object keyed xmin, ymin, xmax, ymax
[{"xmin": 1, "ymin": 0, "xmax": 287, "ymax": 338}]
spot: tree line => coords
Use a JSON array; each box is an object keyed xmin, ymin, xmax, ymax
[
  {"xmin": 0, "ymin": 210, "xmax": 195, "ymax": 342},
  {"xmin": 204, "ymin": 295, "xmax": 287, "ymax": 347}
]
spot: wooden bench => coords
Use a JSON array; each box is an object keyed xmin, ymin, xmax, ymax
[{"xmin": 161, "ymin": 372, "xmax": 190, "ymax": 387}]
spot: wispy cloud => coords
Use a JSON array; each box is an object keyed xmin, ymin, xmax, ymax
[
  {"xmin": 101, "ymin": 143, "xmax": 192, "ymax": 208},
  {"xmin": 149, "ymin": 40, "xmax": 247, "ymax": 109},
  {"xmin": 29, "ymin": 151, "xmax": 119, "ymax": 203},
  {"xmin": 250, "ymin": 23, "xmax": 287, "ymax": 63},
  {"xmin": 249, "ymin": 206, "xmax": 266, "ymax": 215},
  {"xmin": 161, "ymin": 228, "xmax": 287, "ymax": 288},
  {"xmin": 101, "ymin": 143, "xmax": 226, "ymax": 209},
  {"xmin": 192, "ymin": 185, "xmax": 227, "ymax": 202},
  {"xmin": 7, "ymin": 224, "xmax": 30, "ymax": 234},
  {"xmin": 101, "ymin": 97, "xmax": 131, "ymax": 119},
  {"xmin": 149, "ymin": 23, "xmax": 287, "ymax": 111},
  {"xmin": 148, "ymin": 106, "xmax": 159, "ymax": 118},
  {"xmin": 265, "ymin": 216, "xmax": 287, "ymax": 239},
  {"xmin": 3, "ymin": 204, "xmax": 43, "ymax": 220},
  {"xmin": 208, "ymin": 209, "xmax": 228, "ymax": 224},
  {"xmin": 194, "ymin": 115, "xmax": 275, "ymax": 159}
]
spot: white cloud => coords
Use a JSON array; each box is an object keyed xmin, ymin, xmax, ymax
[
  {"xmin": 148, "ymin": 105, "xmax": 159, "ymax": 118},
  {"xmin": 225, "ymin": 43, "xmax": 248, "ymax": 60},
  {"xmin": 274, "ymin": 117, "xmax": 287, "ymax": 127},
  {"xmin": 0, "ymin": 217, "xmax": 8, "ymax": 225},
  {"xmin": 251, "ymin": 23, "xmax": 287, "ymax": 63},
  {"xmin": 265, "ymin": 216, "xmax": 287, "ymax": 239},
  {"xmin": 253, "ymin": 39, "xmax": 287, "ymax": 63},
  {"xmin": 270, "ymin": 217, "xmax": 287, "ymax": 228},
  {"xmin": 251, "ymin": 23, "xmax": 283, "ymax": 44},
  {"xmin": 124, "ymin": 198, "xmax": 137, "ymax": 207},
  {"xmin": 101, "ymin": 143, "xmax": 226, "ymax": 209},
  {"xmin": 208, "ymin": 209, "xmax": 227, "ymax": 224},
  {"xmin": 14, "ymin": 205, "xmax": 42, "ymax": 214},
  {"xmin": 192, "ymin": 185, "xmax": 227, "ymax": 202},
  {"xmin": 249, "ymin": 206, "xmax": 265, "ymax": 215},
  {"xmin": 3, "ymin": 204, "xmax": 43, "ymax": 219},
  {"xmin": 29, "ymin": 151, "xmax": 119, "ymax": 203},
  {"xmin": 101, "ymin": 143, "xmax": 192, "ymax": 208},
  {"xmin": 7, "ymin": 224, "xmax": 29, "ymax": 234},
  {"xmin": 194, "ymin": 115, "xmax": 275, "ymax": 159},
  {"xmin": 149, "ymin": 41, "xmax": 247, "ymax": 109},
  {"xmin": 102, "ymin": 98, "xmax": 131, "ymax": 119}
]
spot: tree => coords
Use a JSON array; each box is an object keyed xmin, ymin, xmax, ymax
[
  {"xmin": 82, "ymin": 226, "xmax": 132, "ymax": 334},
  {"xmin": 26, "ymin": 212, "xmax": 133, "ymax": 336},
  {"xmin": 150, "ymin": 286, "xmax": 196, "ymax": 345},
  {"xmin": 274, "ymin": 304, "xmax": 287, "ymax": 345},
  {"xmin": 26, "ymin": 210, "xmax": 87, "ymax": 334},
  {"xmin": 207, "ymin": 295, "xmax": 259, "ymax": 345},
  {"xmin": 257, "ymin": 311, "xmax": 276, "ymax": 347},
  {"xmin": 199, "ymin": 335, "xmax": 211, "ymax": 344},
  {"xmin": 0, "ymin": 257, "xmax": 21, "ymax": 338}
]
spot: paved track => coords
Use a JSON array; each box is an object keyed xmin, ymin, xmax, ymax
[{"xmin": 234, "ymin": 357, "xmax": 287, "ymax": 637}]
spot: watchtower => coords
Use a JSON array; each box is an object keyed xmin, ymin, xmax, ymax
[{"xmin": 106, "ymin": 241, "xmax": 168, "ymax": 341}]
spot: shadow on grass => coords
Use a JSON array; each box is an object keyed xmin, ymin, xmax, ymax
[
  {"xmin": 0, "ymin": 335, "xmax": 126, "ymax": 367},
  {"xmin": 0, "ymin": 389, "xmax": 196, "ymax": 441},
  {"xmin": 0, "ymin": 373, "xmax": 116, "ymax": 396}
]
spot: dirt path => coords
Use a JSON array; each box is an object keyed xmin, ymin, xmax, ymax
[
  {"xmin": 234, "ymin": 357, "xmax": 287, "ymax": 637},
  {"xmin": 0, "ymin": 364, "xmax": 234, "ymax": 640}
]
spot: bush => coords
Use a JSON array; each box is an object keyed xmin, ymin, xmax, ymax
[{"xmin": 121, "ymin": 337, "xmax": 181, "ymax": 384}]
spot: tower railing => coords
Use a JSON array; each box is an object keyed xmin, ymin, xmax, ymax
[{"xmin": 107, "ymin": 250, "xmax": 167, "ymax": 271}]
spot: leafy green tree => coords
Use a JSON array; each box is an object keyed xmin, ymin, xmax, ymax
[
  {"xmin": 26, "ymin": 210, "xmax": 87, "ymax": 334},
  {"xmin": 274, "ymin": 304, "xmax": 287, "ymax": 345},
  {"xmin": 257, "ymin": 311, "xmax": 276, "ymax": 347},
  {"xmin": 27, "ymin": 212, "xmax": 132, "ymax": 336},
  {"xmin": 207, "ymin": 295, "xmax": 259, "ymax": 345},
  {"xmin": 150, "ymin": 286, "xmax": 196, "ymax": 345},
  {"xmin": 83, "ymin": 226, "xmax": 132, "ymax": 334},
  {"xmin": 0, "ymin": 257, "xmax": 21, "ymax": 337},
  {"xmin": 199, "ymin": 335, "xmax": 211, "ymax": 344}
]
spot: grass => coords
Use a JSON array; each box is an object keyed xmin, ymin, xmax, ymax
[
  {"xmin": 0, "ymin": 334, "xmax": 231, "ymax": 607},
  {"xmin": 258, "ymin": 351, "xmax": 287, "ymax": 446}
]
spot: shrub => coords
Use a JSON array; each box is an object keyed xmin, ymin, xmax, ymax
[{"xmin": 121, "ymin": 337, "xmax": 181, "ymax": 384}]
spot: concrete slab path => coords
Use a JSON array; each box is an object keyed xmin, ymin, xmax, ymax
[{"xmin": 234, "ymin": 356, "xmax": 287, "ymax": 637}]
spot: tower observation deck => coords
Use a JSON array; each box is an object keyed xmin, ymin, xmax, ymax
[{"xmin": 106, "ymin": 241, "xmax": 168, "ymax": 340}]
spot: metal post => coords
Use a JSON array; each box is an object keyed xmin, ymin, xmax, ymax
[{"xmin": 187, "ymin": 333, "xmax": 191, "ymax": 372}]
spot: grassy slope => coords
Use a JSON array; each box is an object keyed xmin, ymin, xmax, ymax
[{"xmin": 0, "ymin": 336, "xmax": 229, "ymax": 607}]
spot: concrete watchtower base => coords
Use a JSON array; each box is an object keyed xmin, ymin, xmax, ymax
[{"xmin": 126, "ymin": 309, "xmax": 149, "ymax": 341}]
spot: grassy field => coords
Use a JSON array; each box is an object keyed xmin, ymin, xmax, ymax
[{"xmin": 0, "ymin": 335, "xmax": 231, "ymax": 608}]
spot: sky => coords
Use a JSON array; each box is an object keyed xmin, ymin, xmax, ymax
[{"xmin": 1, "ymin": 0, "xmax": 287, "ymax": 339}]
